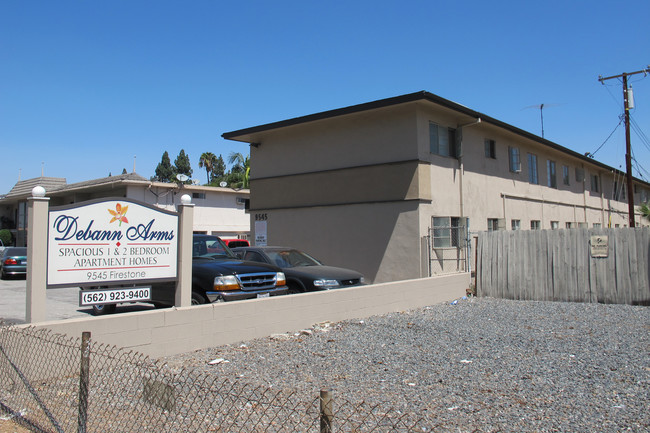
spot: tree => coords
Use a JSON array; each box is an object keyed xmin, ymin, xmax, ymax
[
  {"xmin": 213, "ymin": 155, "xmax": 226, "ymax": 182},
  {"xmin": 174, "ymin": 149, "xmax": 193, "ymax": 180},
  {"xmin": 227, "ymin": 152, "xmax": 250, "ymax": 188},
  {"xmin": 198, "ymin": 152, "xmax": 217, "ymax": 184},
  {"xmin": 153, "ymin": 151, "xmax": 175, "ymax": 182},
  {"xmin": 640, "ymin": 202, "xmax": 650, "ymax": 221}
]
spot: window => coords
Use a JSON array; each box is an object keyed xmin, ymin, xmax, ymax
[
  {"xmin": 509, "ymin": 147, "xmax": 521, "ymax": 172},
  {"xmin": 432, "ymin": 217, "xmax": 465, "ymax": 248},
  {"xmin": 642, "ymin": 188, "xmax": 649, "ymax": 203},
  {"xmin": 484, "ymin": 139, "xmax": 496, "ymax": 158},
  {"xmin": 429, "ymin": 123, "xmax": 457, "ymax": 157},
  {"xmin": 591, "ymin": 174, "xmax": 599, "ymax": 192},
  {"xmin": 487, "ymin": 218, "xmax": 500, "ymax": 231},
  {"xmin": 192, "ymin": 192, "xmax": 206, "ymax": 199},
  {"xmin": 547, "ymin": 160, "xmax": 557, "ymax": 188},
  {"xmin": 578, "ymin": 222, "xmax": 588, "ymax": 228},
  {"xmin": 530, "ymin": 220, "xmax": 541, "ymax": 230},
  {"xmin": 575, "ymin": 167, "xmax": 585, "ymax": 183},
  {"xmin": 562, "ymin": 165, "xmax": 570, "ymax": 186},
  {"xmin": 527, "ymin": 153, "xmax": 538, "ymax": 184},
  {"xmin": 566, "ymin": 222, "xmax": 573, "ymax": 229},
  {"xmin": 550, "ymin": 221, "xmax": 559, "ymax": 230},
  {"xmin": 511, "ymin": 219, "xmax": 521, "ymax": 230},
  {"xmin": 613, "ymin": 181, "xmax": 626, "ymax": 201},
  {"xmin": 593, "ymin": 223, "xmax": 602, "ymax": 228}
]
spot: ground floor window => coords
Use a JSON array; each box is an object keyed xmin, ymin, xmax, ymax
[
  {"xmin": 511, "ymin": 219, "xmax": 521, "ymax": 230},
  {"xmin": 530, "ymin": 220, "xmax": 541, "ymax": 230},
  {"xmin": 432, "ymin": 216, "xmax": 464, "ymax": 248}
]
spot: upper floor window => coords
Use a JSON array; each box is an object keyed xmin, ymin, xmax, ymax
[
  {"xmin": 192, "ymin": 192, "xmax": 206, "ymax": 199},
  {"xmin": 562, "ymin": 165, "xmax": 570, "ymax": 186},
  {"xmin": 527, "ymin": 153, "xmax": 538, "ymax": 184},
  {"xmin": 429, "ymin": 123, "xmax": 457, "ymax": 158},
  {"xmin": 484, "ymin": 139, "xmax": 496, "ymax": 159},
  {"xmin": 575, "ymin": 167, "xmax": 585, "ymax": 183},
  {"xmin": 613, "ymin": 181, "xmax": 626, "ymax": 201},
  {"xmin": 547, "ymin": 160, "xmax": 557, "ymax": 188},
  {"xmin": 509, "ymin": 147, "xmax": 521, "ymax": 173},
  {"xmin": 591, "ymin": 174, "xmax": 599, "ymax": 193}
]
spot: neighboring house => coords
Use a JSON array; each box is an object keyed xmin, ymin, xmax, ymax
[
  {"xmin": 0, "ymin": 172, "xmax": 250, "ymax": 247},
  {"xmin": 222, "ymin": 91, "xmax": 650, "ymax": 284}
]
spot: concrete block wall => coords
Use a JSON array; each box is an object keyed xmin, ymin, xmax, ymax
[{"xmin": 24, "ymin": 273, "xmax": 469, "ymax": 358}]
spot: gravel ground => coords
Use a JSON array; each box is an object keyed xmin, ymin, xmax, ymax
[{"xmin": 161, "ymin": 297, "xmax": 650, "ymax": 432}]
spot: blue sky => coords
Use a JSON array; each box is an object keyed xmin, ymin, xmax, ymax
[{"xmin": 1, "ymin": 1, "xmax": 649, "ymax": 193}]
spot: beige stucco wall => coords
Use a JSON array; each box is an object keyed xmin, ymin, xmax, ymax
[
  {"xmin": 251, "ymin": 201, "xmax": 421, "ymax": 284},
  {"xmin": 28, "ymin": 273, "xmax": 470, "ymax": 358}
]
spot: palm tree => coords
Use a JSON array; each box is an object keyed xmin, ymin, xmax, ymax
[
  {"xmin": 198, "ymin": 152, "xmax": 217, "ymax": 184},
  {"xmin": 228, "ymin": 152, "xmax": 250, "ymax": 188}
]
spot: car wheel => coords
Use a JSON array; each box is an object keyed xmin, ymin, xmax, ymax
[
  {"xmin": 92, "ymin": 304, "xmax": 117, "ymax": 315},
  {"xmin": 287, "ymin": 282, "xmax": 305, "ymax": 295},
  {"xmin": 191, "ymin": 292, "xmax": 207, "ymax": 305}
]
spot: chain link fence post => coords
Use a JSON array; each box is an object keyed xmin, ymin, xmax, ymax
[
  {"xmin": 78, "ymin": 331, "xmax": 90, "ymax": 433},
  {"xmin": 320, "ymin": 389, "xmax": 333, "ymax": 433}
]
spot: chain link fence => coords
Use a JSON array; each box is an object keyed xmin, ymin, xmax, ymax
[{"xmin": 0, "ymin": 322, "xmax": 425, "ymax": 432}]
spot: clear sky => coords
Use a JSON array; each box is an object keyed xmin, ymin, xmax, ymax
[{"xmin": 1, "ymin": 1, "xmax": 649, "ymax": 194}]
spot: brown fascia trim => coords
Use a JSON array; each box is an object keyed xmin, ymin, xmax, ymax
[{"xmin": 222, "ymin": 90, "xmax": 650, "ymax": 188}]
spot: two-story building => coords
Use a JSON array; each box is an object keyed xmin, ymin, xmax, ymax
[
  {"xmin": 0, "ymin": 172, "xmax": 250, "ymax": 246},
  {"xmin": 223, "ymin": 91, "xmax": 650, "ymax": 284}
]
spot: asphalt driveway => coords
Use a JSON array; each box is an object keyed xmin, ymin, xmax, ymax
[{"xmin": 0, "ymin": 278, "xmax": 154, "ymax": 324}]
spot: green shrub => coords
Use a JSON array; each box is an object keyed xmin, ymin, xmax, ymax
[{"xmin": 0, "ymin": 229, "xmax": 13, "ymax": 246}]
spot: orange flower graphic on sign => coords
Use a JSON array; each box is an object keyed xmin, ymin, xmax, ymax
[{"xmin": 108, "ymin": 203, "xmax": 129, "ymax": 226}]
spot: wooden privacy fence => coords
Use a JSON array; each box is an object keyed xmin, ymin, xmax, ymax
[{"xmin": 476, "ymin": 228, "xmax": 650, "ymax": 305}]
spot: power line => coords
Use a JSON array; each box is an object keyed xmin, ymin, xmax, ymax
[{"xmin": 588, "ymin": 117, "xmax": 623, "ymax": 158}]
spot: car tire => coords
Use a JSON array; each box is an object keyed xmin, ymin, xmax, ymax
[
  {"xmin": 92, "ymin": 303, "xmax": 117, "ymax": 315},
  {"xmin": 287, "ymin": 282, "xmax": 305, "ymax": 295},
  {"xmin": 191, "ymin": 292, "xmax": 207, "ymax": 305}
]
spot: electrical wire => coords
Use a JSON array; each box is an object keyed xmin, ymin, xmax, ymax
[{"xmin": 589, "ymin": 117, "xmax": 624, "ymax": 158}]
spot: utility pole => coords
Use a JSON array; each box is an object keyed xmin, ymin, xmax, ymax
[{"xmin": 598, "ymin": 66, "xmax": 650, "ymax": 227}]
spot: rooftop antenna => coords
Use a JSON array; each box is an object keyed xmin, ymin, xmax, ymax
[
  {"xmin": 523, "ymin": 103, "xmax": 562, "ymax": 138},
  {"xmin": 133, "ymin": 155, "xmax": 137, "ymax": 173},
  {"xmin": 41, "ymin": 162, "xmax": 44, "ymax": 177}
]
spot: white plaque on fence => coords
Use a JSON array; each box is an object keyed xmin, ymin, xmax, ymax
[
  {"xmin": 590, "ymin": 235, "xmax": 608, "ymax": 258},
  {"xmin": 47, "ymin": 198, "xmax": 178, "ymax": 287}
]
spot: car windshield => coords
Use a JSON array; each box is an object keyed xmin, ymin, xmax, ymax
[
  {"xmin": 193, "ymin": 237, "xmax": 236, "ymax": 259},
  {"xmin": 265, "ymin": 249, "xmax": 322, "ymax": 268}
]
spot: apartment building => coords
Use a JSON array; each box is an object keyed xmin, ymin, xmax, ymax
[
  {"xmin": 224, "ymin": 91, "xmax": 650, "ymax": 284},
  {"xmin": 0, "ymin": 172, "xmax": 250, "ymax": 246}
]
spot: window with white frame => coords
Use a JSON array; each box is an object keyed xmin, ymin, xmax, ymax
[
  {"xmin": 484, "ymin": 139, "xmax": 496, "ymax": 159},
  {"xmin": 511, "ymin": 219, "xmax": 521, "ymax": 230},
  {"xmin": 530, "ymin": 220, "xmax": 541, "ymax": 230},
  {"xmin": 547, "ymin": 160, "xmax": 557, "ymax": 188},
  {"xmin": 527, "ymin": 153, "xmax": 538, "ymax": 184},
  {"xmin": 550, "ymin": 221, "xmax": 559, "ymax": 229},
  {"xmin": 562, "ymin": 165, "xmax": 570, "ymax": 186},
  {"xmin": 429, "ymin": 123, "xmax": 457, "ymax": 158},
  {"xmin": 509, "ymin": 147, "xmax": 521, "ymax": 172},
  {"xmin": 432, "ymin": 216, "xmax": 464, "ymax": 248},
  {"xmin": 566, "ymin": 222, "xmax": 573, "ymax": 229},
  {"xmin": 593, "ymin": 223, "xmax": 602, "ymax": 228},
  {"xmin": 487, "ymin": 218, "xmax": 500, "ymax": 231}
]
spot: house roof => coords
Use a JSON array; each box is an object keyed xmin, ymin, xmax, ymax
[
  {"xmin": 1, "ymin": 172, "xmax": 249, "ymax": 204},
  {"xmin": 222, "ymin": 90, "xmax": 649, "ymax": 187}
]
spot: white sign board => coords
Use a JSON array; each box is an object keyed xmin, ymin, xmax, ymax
[
  {"xmin": 255, "ymin": 220, "xmax": 267, "ymax": 246},
  {"xmin": 47, "ymin": 199, "xmax": 178, "ymax": 287}
]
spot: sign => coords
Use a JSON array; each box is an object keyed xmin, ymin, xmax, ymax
[
  {"xmin": 47, "ymin": 198, "xmax": 178, "ymax": 287},
  {"xmin": 590, "ymin": 235, "xmax": 608, "ymax": 258},
  {"xmin": 254, "ymin": 214, "xmax": 267, "ymax": 246}
]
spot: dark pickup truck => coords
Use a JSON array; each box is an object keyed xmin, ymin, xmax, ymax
[{"xmin": 90, "ymin": 234, "xmax": 287, "ymax": 315}]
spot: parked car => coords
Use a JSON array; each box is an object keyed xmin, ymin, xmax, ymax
[
  {"xmin": 0, "ymin": 247, "xmax": 27, "ymax": 279},
  {"xmin": 86, "ymin": 235, "xmax": 287, "ymax": 315},
  {"xmin": 221, "ymin": 238, "xmax": 251, "ymax": 248},
  {"xmin": 232, "ymin": 246, "xmax": 365, "ymax": 293}
]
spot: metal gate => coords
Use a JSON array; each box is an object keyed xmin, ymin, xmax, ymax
[{"xmin": 425, "ymin": 217, "xmax": 470, "ymax": 276}]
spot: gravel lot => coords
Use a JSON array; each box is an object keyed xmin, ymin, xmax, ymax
[{"xmin": 161, "ymin": 297, "xmax": 650, "ymax": 432}]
